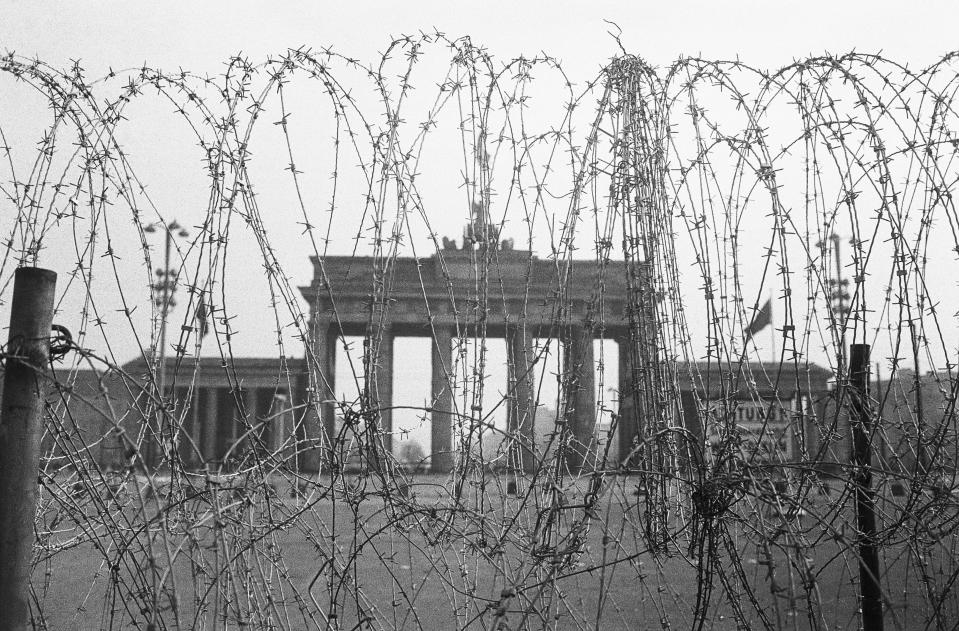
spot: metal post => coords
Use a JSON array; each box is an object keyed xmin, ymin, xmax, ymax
[
  {"xmin": 157, "ymin": 227, "xmax": 172, "ymax": 413},
  {"xmin": 0, "ymin": 267, "xmax": 57, "ymax": 631},
  {"xmin": 849, "ymin": 343, "xmax": 883, "ymax": 631},
  {"xmin": 146, "ymin": 220, "xmax": 187, "ymax": 469}
]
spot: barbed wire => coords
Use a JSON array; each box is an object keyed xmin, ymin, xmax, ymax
[{"xmin": 1, "ymin": 34, "xmax": 958, "ymax": 629}]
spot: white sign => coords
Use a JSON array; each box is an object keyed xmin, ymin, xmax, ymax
[{"xmin": 706, "ymin": 399, "xmax": 796, "ymax": 461}]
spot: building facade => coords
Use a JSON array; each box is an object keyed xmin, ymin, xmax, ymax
[{"xmin": 40, "ymin": 232, "xmax": 849, "ymax": 478}]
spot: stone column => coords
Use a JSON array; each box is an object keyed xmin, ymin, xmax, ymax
[
  {"xmin": 243, "ymin": 387, "xmax": 258, "ymax": 451},
  {"xmin": 271, "ymin": 391, "xmax": 290, "ymax": 455},
  {"xmin": 170, "ymin": 387, "xmax": 186, "ymax": 467},
  {"xmin": 617, "ymin": 333, "xmax": 639, "ymax": 467},
  {"xmin": 203, "ymin": 386, "xmax": 218, "ymax": 466},
  {"xmin": 367, "ymin": 323, "xmax": 394, "ymax": 459},
  {"xmin": 184, "ymin": 388, "xmax": 200, "ymax": 468},
  {"xmin": 430, "ymin": 326, "xmax": 455, "ymax": 473},
  {"xmin": 564, "ymin": 323, "xmax": 595, "ymax": 471},
  {"xmin": 305, "ymin": 315, "xmax": 335, "ymax": 472},
  {"xmin": 507, "ymin": 324, "xmax": 536, "ymax": 473}
]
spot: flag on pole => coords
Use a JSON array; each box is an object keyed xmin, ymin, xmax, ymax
[
  {"xmin": 746, "ymin": 299, "xmax": 772, "ymax": 339},
  {"xmin": 195, "ymin": 301, "xmax": 210, "ymax": 339}
]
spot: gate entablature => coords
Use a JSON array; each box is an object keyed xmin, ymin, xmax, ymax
[{"xmin": 300, "ymin": 246, "xmax": 638, "ymax": 335}]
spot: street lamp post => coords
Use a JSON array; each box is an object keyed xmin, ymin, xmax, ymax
[
  {"xmin": 145, "ymin": 219, "xmax": 189, "ymax": 469},
  {"xmin": 817, "ymin": 233, "xmax": 851, "ymax": 365}
]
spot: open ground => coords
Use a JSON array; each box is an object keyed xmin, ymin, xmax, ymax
[{"xmin": 31, "ymin": 472, "xmax": 956, "ymax": 630}]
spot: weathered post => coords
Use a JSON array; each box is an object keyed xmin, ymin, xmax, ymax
[
  {"xmin": 0, "ymin": 267, "xmax": 57, "ymax": 630},
  {"xmin": 849, "ymin": 343, "xmax": 883, "ymax": 631}
]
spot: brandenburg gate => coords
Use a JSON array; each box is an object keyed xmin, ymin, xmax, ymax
[{"xmin": 299, "ymin": 227, "xmax": 653, "ymax": 474}]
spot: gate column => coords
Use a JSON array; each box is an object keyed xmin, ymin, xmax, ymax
[
  {"xmin": 617, "ymin": 332, "xmax": 639, "ymax": 467},
  {"xmin": 430, "ymin": 325, "xmax": 455, "ymax": 473},
  {"xmin": 272, "ymin": 391, "xmax": 291, "ymax": 456},
  {"xmin": 507, "ymin": 324, "xmax": 536, "ymax": 473},
  {"xmin": 368, "ymin": 323, "xmax": 394, "ymax": 458},
  {"xmin": 305, "ymin": 314, "xmax": 335, "ymax": 472},
  {"xmin": 564, "ymin": 323, "xmax": 595, "ymax": 471},
  {"xmin": 243, "ymin": 387, "xmax": 258, "ymax": 455},
  {"xmin": 203, "ymin": 386, "xmax": 218, "ymax": 465}
]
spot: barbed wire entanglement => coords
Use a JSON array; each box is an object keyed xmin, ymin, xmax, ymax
[{"xmin": 2, "ymin": 34, "xmax": 958, "ymax": 629}]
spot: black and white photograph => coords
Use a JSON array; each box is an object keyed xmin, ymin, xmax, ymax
[{"xmin": 0, "ymin": 2, "xmax": 957, "ymax": 629}]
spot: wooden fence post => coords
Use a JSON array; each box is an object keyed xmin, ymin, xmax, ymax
[{"xmin": 0, "ymin": 267, "xmax": 57, "ymax": 631}]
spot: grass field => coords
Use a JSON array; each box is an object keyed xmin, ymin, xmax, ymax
[{"xmin": 29, "ymin": 472, "xmax": 959, "ymax": 630}]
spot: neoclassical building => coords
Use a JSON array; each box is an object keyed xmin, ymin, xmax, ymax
[
  {"xmin": 297, "ymin": 234, "xmax": 651, "ymax": 473},
  {"xmin": 47, "ymin": 228, "xmax": 841, "ymax": 476}
]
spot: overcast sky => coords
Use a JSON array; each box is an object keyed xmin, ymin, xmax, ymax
[{"xmin": 4, "ymin": 1, "xmax": 957, "ymax": 77}]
